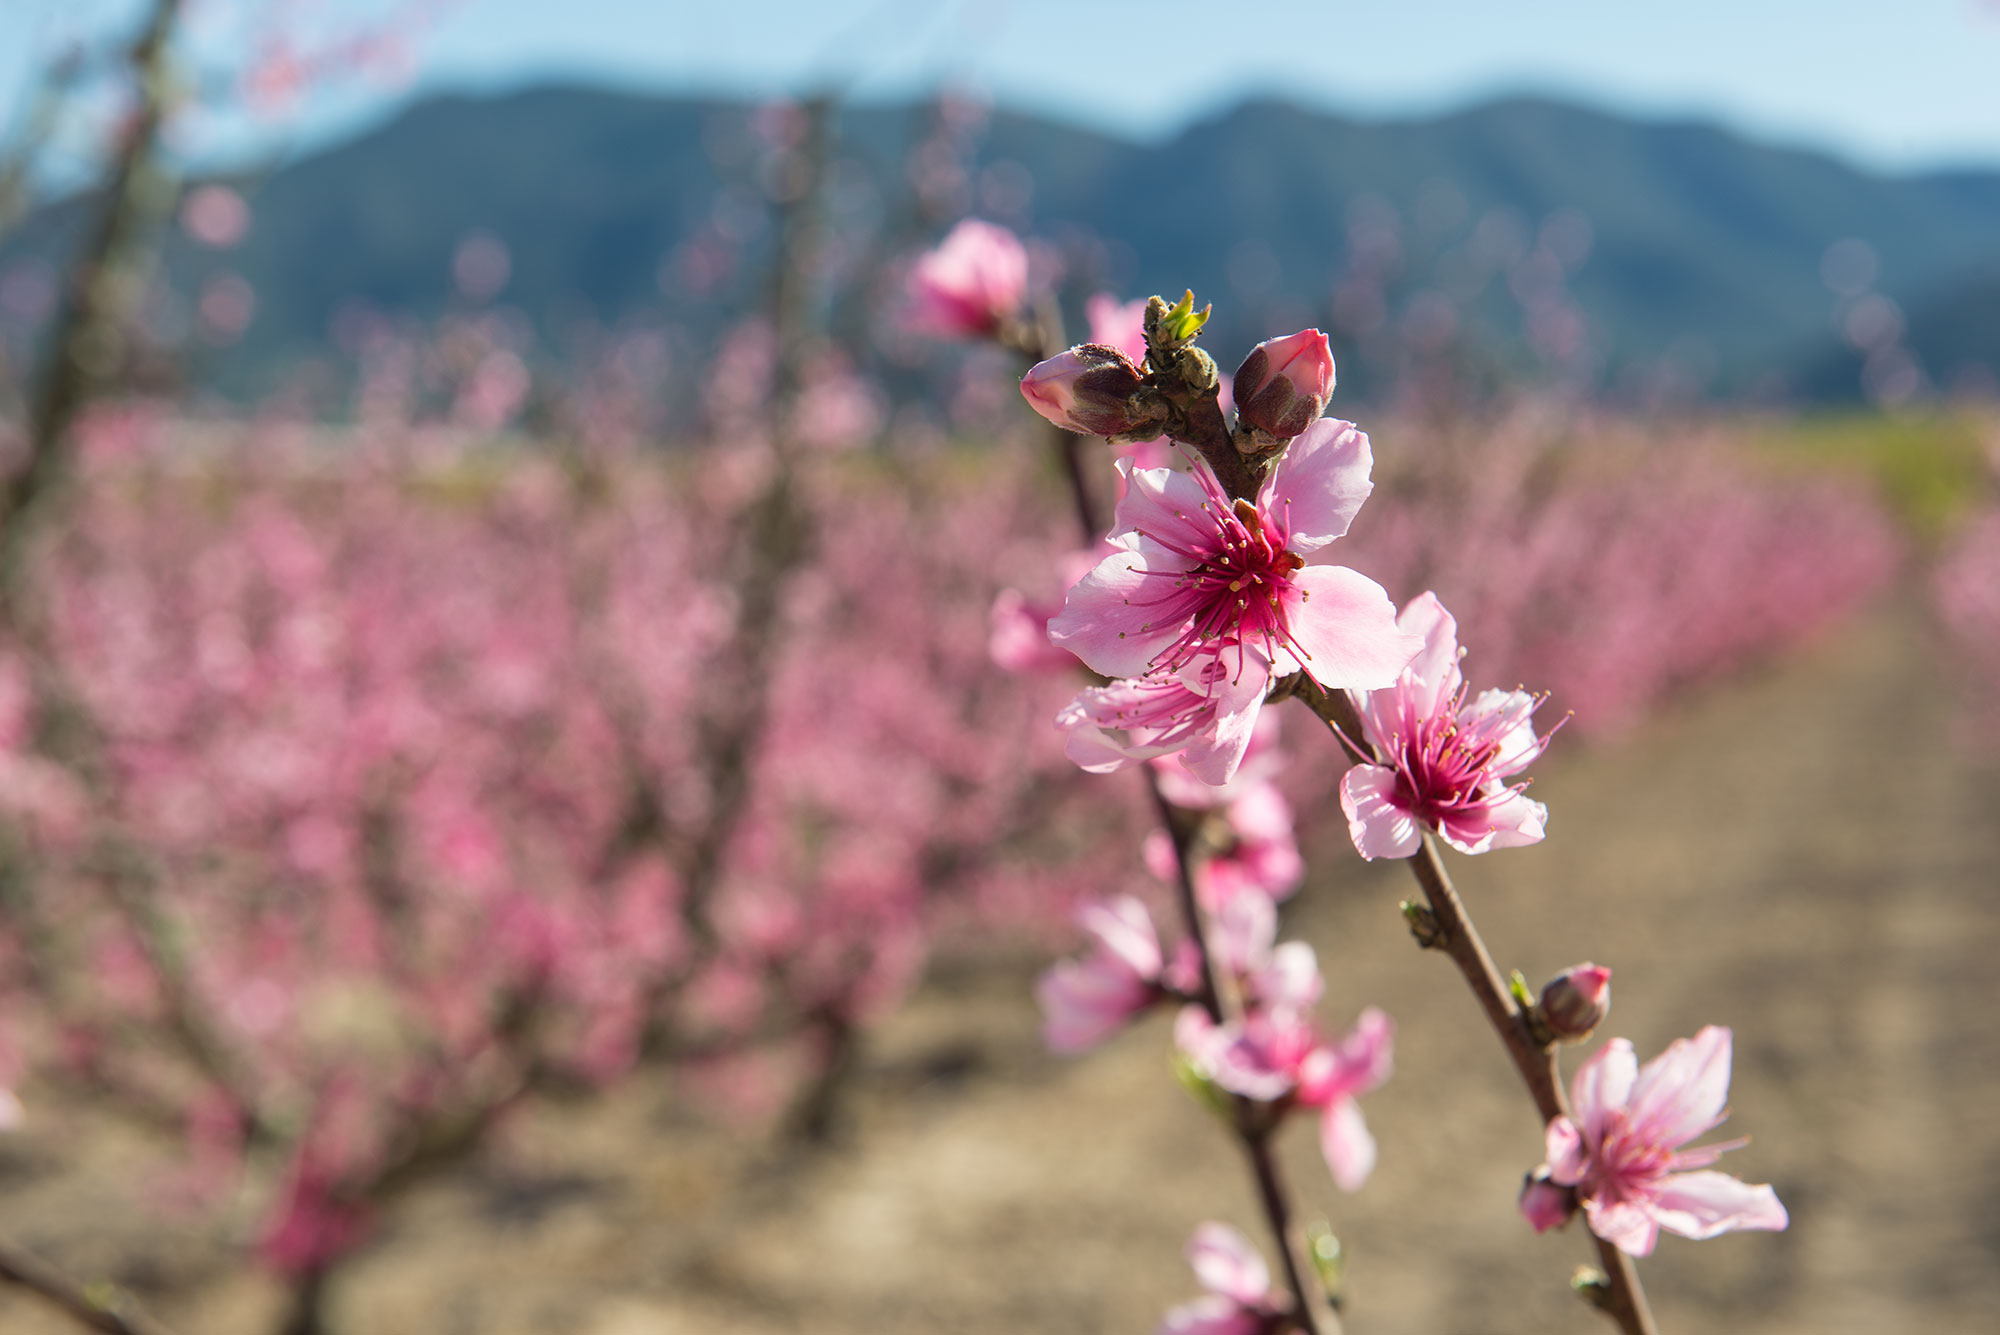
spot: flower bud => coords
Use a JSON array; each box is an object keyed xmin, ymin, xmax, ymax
[
  {"xmin": 1020, "ymin": 343, "xmax": 1156, "ymax": 438},
  {"xmin": 1231, "ymin": 329, "xmax": 1335, "ymax": 441},
  {"xmin": 1520, "ymin": 1172, "xmax": 1578, "ymax": 1234},
  {"xmin": 1537, "ymin": 963, "xmax": 1611, "ymax": 1042}
]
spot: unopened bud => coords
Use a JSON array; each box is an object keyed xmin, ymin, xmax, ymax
[
  {"xmin": 1232, "ymin": 329, "xmax": 1335, "ymax": 442},
  {"xmin": 1020, "ymin": 343, "xmax": 1157, "ymax": 438},
  {"xmin": 1537, "ymin": 963, "xmax": 1611, "ymax": 1042},
  {"xmin": 1520, "ymin": 1172, "xmax": 1578, "ymax": 1234}
]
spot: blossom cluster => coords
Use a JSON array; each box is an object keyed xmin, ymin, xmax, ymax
[{"xmin": 906, "ymin": 215, "xmax": 1794, "ymax": 1308}]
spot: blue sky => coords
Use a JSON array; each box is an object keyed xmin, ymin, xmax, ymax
[{"xmin": 5, "ymin": 0, "xmax": 1999, "ymax": 173}]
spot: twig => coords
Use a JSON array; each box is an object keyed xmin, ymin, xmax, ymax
[
  {"xmin": 1021, "ymin": 320, "xmax": 1338, "ymax": 1333},
  {"xmin": 1294, "ymin": 681, "xmax": 1660, "ymax": 1335},
  {"xmin": 0, "ymin": 1238, "xmax": 177, "ymax": 1335}
]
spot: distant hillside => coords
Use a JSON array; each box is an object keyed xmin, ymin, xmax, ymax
[{"xmin": 6, "ymin": 86, "xmax": 1997, "ymax": 405}]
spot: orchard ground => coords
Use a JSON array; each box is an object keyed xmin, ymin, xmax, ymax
[{"xmin": 0, "ymin": 578, "xmax": 1991, "ymax": 1334}]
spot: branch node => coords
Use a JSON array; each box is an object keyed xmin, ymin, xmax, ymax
[
  {"xmin": 1571, "ymin": 1266, "xmax": 1615, "ymax": 1311},
  {"xmin": 1399, "ymin": 899, "xmax": 1445, "ymax": 949}
]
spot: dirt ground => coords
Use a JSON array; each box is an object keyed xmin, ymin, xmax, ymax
[{"xmin": 3, "ymin": 596, "xmax": 1997, "ymax": 1335}]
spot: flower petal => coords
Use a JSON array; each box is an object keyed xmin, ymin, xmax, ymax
[
  {"xmin": 1543, "ymin": 1116, "xmax": 1589, "ymax": 1186},
  {"xmin": 1186, "ymin": 1222, "xmax": 1270, "ymax": 1305},
  {"xmin": 1319, "ymin": 1096, "xmax": 1378, "ymax": 1191},
  {"xmin": 1111, "ymin": 459, "xmax": 1225, "ymax": 552},
  {"xmin": 1339, "ymin": 765, "xmax": 1421, "ymax": 860},
  {"xmin": 1395, "ymin": 591, "xmax": 1463, "ymax": 717},
  {"xmin": 1077, "ymin": 896, "xmax": 1162, "ymax": 979},
  {"xmin": 1266, "ymin": 419, "xmax": 1374, "ymax": 554},
  {"xmin": 1585, "ymin": 1197, "xmax": 1661, "ymax": 1257},
  {"xmin": 1048, "ymin": 544, "xmax": 1187, "ymax": 678},
  {"xmin": 1570, "ymin": 1037, "xmax": 1639, "ymax": 1145},
  {"xmin": 1628, "ymin": 1025, "xmax": 1733, "ymax": 1149},
  {"xmin": 1174, "ymin": 658, "xmax": 1268, "ymax": 787},
  {"xmin": 1282, "ymin": 565, "xmax": 1420, "ymax": 691},
  {"xmin": 1648, "ymin": 1170, "xmax": 1789, "ymax": 1241}
]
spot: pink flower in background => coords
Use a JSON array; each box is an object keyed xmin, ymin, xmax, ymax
[
  {"xmin": 1532, "ymin": 1026, "xmax": 1788, "ymax": 1257},
  {"xmin": 907, "ymin": 219, "xmax": 1027, "ymax": 338},
  {"xmin": 1036, "ymin": 896, "xmax": 1166, "ymax": 1053},
  {"xmin": 1087, "ymin": 292, "xmax": 1149, "ymax": 364},
  {"xmin": 1050, "ymin": 418, "xmax": 1416, "ymax": 705},
  {"xmin": 1156, "ymin": 1222, "xmax": 1279, "ymax": 1335},
  {"xmin": 1150, "ymin": 712, "xmax": 1287, "ymax": 809},
  {"xmin": 1145, "ymin": 780, "xmax": 1303, "ymax": 909},
  {"xmin": 990, "ymin": 548, "xmax": 1104, "ymax": 673},
  {"xmin": 1177, "ymin": 928, "xmax": 1395, "ymax": 1194},
  {"xmin": 1340, "ymin": 591, "xmax": 1554, "ymax": 859}
]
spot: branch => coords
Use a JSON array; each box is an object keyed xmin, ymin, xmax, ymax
[
  {"xmin": 1292, "ymin": 681, "xmax": 1659, "ymax": 1335},
  {"xmin": 0, "ymin": 1238, "xmax": 178, "ymax": 1335},
  {"xmin": 1019, "ymin": 319, "xmax": 1337, "ymax": 1333}
]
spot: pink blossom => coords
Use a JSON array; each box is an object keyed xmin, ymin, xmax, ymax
[
  {"xmin": 1232, "ymin": 329, "xmax": 1336, "ymax": 442},
  {"xmin": 1086, "ymin": 292, "xmax": 1149, "ymax": 364},
  {"xmin": 1177, "ymin": 983, "xmax": 1395, "ymax": 1191},
  {"xmin": 990, "ymin": 549, "xmax": 1102, "ymax": 673},
  {"xmin": 1049, "ymin": 419, "xmax": 1416, "ymax": 704},
  {"xmin": 1533, "ymin": 1026, "xmax": 1788, "ymax": 1257},
  {"xmin": 907, "ymin": 219, "xmax": 1027, "ymax": 338},
  {"xmin": 1156, "ymin": 1222, "xmax": 1277, "ymax": 1335},
  {"xmin": 1035, "ymin": 896, "xmax": 1165, "ymax": 1053},
  {"xmin": 1339, "ymin": 590, "xmax": 1553, "ymax": 859},
  {"xmin": 1144, "ymin": 780, "xmax": 1303, "ymax": 909}
]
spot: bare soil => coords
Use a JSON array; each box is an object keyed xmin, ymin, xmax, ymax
[{"xmin": 3, "ymin": 598, "xmax": 1996, "ymax": 1335}]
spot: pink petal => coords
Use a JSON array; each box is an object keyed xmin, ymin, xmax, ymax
[
  {"xmin": 1648, "ymin": 1170, "xmax": 1789, "ymax": 1241},
  {"xmin": 1255, "ymin": 941, "xmax": 1323, "ymax": 1012},
  {"xmin": 1585, "ymin": 1197, "xmax": 1661, "ymax": 1257},
  {"xmin": 1035, "ymin": 958, "xmax": 1147, "ymax": 1053},
  {"xmin": 1628, "ymin": 1025, "xmax": 1733, "ymax": 1149},
  {"xmin": 1210, "ymin": 891, "xmax": 1277, "ymax": 978},
  {"xmin": 1186, "ymin": 1222, "xmax": 1270, "ymax": 1304},
  {"xmin": 1266, "ymin": 419, "xmax": 1374, "ymax": 554},
  {"xmin": 1339, "ymin": 765, "xmax": 1421, "ymax": 860},
  {"xmin": 1319, "ymin": 1096, "xmax": 1377, "ymax": 1191},
  {"xmin": 1048, "ymin": 544, "xmax": 1184, "ymax": 678},
  {"xmin": 1395, "ymin": 591, "xmax": 1463, "ymax": 717},
  {"xmin": 1543, "ymin": 1116, "xmax": 1589, "ymax": 1186},
  {"xmin": 1570, "ymin": 1037, "xmax": 1639, "ymax": 1145},
  {"xmin": 1078, "ymin": 896, "xmax": 1162, "ymax": 979},
  {"xmin": 1282, "ymin": 565, "xmax": 1420, "ymax": 691},
  {"xmin": 1157, "ymin": 1295, "xmax": 1261, "ymax": 1335},
  {"xmin": 1173, "ymin": 660, "xmax": 1268, "ymax": 787},
  {"xmin": 1461, "ymin": 686, "xmax": 1545, "ymax": 776},
  {"xmin": 1435, "ymin": 789, "xmax": 1546, "ymax": 855},
  {"xmin": 1109, "ymin": 458, "xmax": 1225, "ymax": 553}
]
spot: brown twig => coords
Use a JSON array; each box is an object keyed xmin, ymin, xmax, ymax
[
  {"xmin": 0, "ymin": 1237, "xmax": 178, "ymax": 1335},
  {"xmin": 1294, "ymin": 681, "xmax": 1660, "ymax": 1335},
  {"xmin": 1018, "ymin": 312, "xmax": 1337, "ymax": 1334}
]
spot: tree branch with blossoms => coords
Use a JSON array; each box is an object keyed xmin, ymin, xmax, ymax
[
  {"xmin": 975, "ymin": 251, "xmax": 1791, "ymax": 1332},
  {"xmin": 913, "ymin": 227, "xmax": 1412, "ymax": 1332}
]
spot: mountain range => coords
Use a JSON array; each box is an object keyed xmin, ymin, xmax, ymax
[{"xmin": 5, "ymin": 86, "xmax": 1997, "ymax": 407}]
